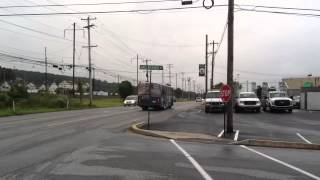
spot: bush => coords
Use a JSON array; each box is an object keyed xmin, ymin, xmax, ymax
[
  {"xmin": 23, "ymin": 94, "xmax": 67, "ymax": 108},
  {"xmin": 8, "ymin": 85, "xmax": 29, "ymax": 100},
  {"xmin": 0, "ymin": 94, "xmax": 10, "ymax": 108}
]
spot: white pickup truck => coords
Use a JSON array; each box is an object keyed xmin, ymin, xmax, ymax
[
  {"xmin": 204, "ymin": 90, "xmax": 225, "ymax": 113},
  {"xmin": 262, "ymin": 91, "xmax": 293, "ymax": 113}
]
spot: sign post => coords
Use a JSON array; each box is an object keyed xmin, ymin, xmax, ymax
[
  {"xmin": 220, "ymin": 84, "xmax": 231, "ymax": 137},
  {"xmin": 139, "ymin": 64, "xmax": 163, "ymax": 130}
]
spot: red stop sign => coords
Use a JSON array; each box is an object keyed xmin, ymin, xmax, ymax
[{"xmin": 220, "ymin": 85, "xmax": 232, "ymax": 102}]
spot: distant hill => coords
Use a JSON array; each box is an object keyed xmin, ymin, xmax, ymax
[{"xmin": 0, "ymin": 66, "xmax": 121, "ymax": 93}]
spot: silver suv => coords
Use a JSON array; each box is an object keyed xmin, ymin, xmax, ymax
[
  {"xmin": 235, "ymin": 92, "xmax": 261, "ymax": 113},
  {"xmin": 204, "ymin": 90, "xmax": 224, "ymax": 113}
]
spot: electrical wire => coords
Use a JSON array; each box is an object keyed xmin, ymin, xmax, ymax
[
  {"xmin": 0, "ymin": 6, "xmax": 210, "ymax": 16},
  {"xmin": 0, "ymin": 0, "xmax": 181, "ymax": 9},
  {"xmin": 214, "ymin": 17, "xmax": 228, "ymax": 58},
  {"xmin": 237, "ymin": 8, "xmax": 320, "ymax": 18}
]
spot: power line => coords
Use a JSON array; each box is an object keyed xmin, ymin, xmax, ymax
[
  {"xmin": 214, "ymin": 17, "xmax": 228, "ymax": 58},
  {"xmin": 0, "ymin": 0, "xmax": 181, "ymax": 9},
  {"xmin": 237, "ymin": 4, "xmax": 320, "ymax": 13},
  {"xmin": 0, "ymin": 6, "xmax": 210, "ymax": 16},
  {"xmin": 237, "ymin": 8, "xmax": 320, "ymax": 18}
]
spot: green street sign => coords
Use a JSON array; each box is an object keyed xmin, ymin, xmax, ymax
[
  {"xmin": 303, "ymin": 82, "xmax": 313, "ymax": 88},
  {"xmin": 140, "ymin": 65, "xmax": 163, "ymax": 70}
]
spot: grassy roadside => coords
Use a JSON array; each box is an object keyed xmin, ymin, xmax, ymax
[{"xmin": 0, "ymin": 97, "xmax": 123, "ymax": 117}]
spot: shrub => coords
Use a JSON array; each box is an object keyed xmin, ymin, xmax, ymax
[
  {"xmin": 0, "ymin": 94, "xmax": 10, "ymax": 108},
  {"xmin": 8, "ymin": 85, "xmax": 29, "ymax": 100}
]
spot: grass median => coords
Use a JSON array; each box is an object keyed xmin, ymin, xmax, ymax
[{"xmin": 0, "ymin": 96, "xmax": 123, "ymax": 117}]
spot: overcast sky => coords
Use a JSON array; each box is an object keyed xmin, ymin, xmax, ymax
[{"xmin": 0, "ymin": 0, "xmax": 319, "ymax": 91}]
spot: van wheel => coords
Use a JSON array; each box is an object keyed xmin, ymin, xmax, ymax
[
  {"xmin": 288, "ymin": 109, "xmax": 292, "ymax": 113},
  {"xmin": 205, "ymin": 108, "xmax": 209, "ymax": 113}
]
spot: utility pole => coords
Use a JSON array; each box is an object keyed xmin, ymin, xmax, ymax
[
  {"xmin": 81, "ymin": 16, "xmax": 97, "ymax": 106},
  {"xmin": 167, "ymin": 64, "xmax": 173, "ymax": 86},
  {"xmin": 227, "ymin": 0, "xmax": 234, "ymax": 133},
  {"xmin": 136, "ymin": 54, "xmax": 139, "ymax": 88},
  {"xmin": 143, "ymin": 59, "xmax": 151, "ymax": 82},
  {"xmin": 162, "ymin": 69, "xmax": 164, "ymax": 85},
  {"xmin": 210, "ymin": 40, "xmax": 218, "ymax": 90},
  {"xmin": 175, "ymin": 73, "xmax": 178, "ymax": 89},
  {"xmin": 44, "ymin": 47, "xmax": 48, "ymax": 91},
  {"xmin": 93, "ymin": 67, "xmax": 95, "ymax": 92},
  {"xmin": 187, "ymin": 77, "xmax": 191, "ymax": 100},
  {"xmin": 185, "ymin": 76, "xmax": 187, "ymax": 99},
  {"xmin": 64, "ymin": 23, "xmax": 84, "ymax": 96},
  {"xmin": 193, "ymin": 80, "xmax": 196, "ymax": 94},
  {"xmin": 181, "ymin": 72, "xmax": 184, "ymax": 98},
  {"xmin": 246, "ymin": 80, "xmax": 249, "ymax": 92},
  {"xmin": 205, "ymin": 34, "xmax": 208, "ymax": 95}
]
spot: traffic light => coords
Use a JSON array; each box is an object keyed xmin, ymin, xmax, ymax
[{"xmin": 181, "ymin": 0, "xmax": 193, "ymax": 5}]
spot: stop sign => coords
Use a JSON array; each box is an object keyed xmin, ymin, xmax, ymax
[{"xmin": 220, "ymin": 84, "xmax": 232, "ymax": 102}]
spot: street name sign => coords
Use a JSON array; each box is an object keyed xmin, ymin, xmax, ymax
[{"xmin": 140, "ymin": 65, "xmax": 163, "ymax": 70}]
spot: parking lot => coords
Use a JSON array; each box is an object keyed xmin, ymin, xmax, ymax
[{"xmin": 151, "ymin": 103, "xmax": 320, "ymax": 144}]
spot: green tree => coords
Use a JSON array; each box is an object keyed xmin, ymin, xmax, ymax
[
  {"xmin": 214, "ymin": 82, "xmax": 224, "ymax": 89},
  {"xmin": 118, "ymin": 81, "xmax": 133, "ymax": 99},
  {"xmin": 8, "ymin": 84, "xmax": 29, "ymax": 100},
  {"xmin": 174, "ymin": 88, "xmax": 183, "ymax": 98}
]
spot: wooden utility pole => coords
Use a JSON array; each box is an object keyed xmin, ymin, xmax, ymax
[
  {"xmin": 205, "ymin": 34, "xmax": 208, "ymax": 95},
  {"xmin": 175, "ymin": 73, "xmax": 178, "ymax": 89},
  {"xmin": 81, "ymin": 16, "xmax": 97, "ymax": 106},
  {"xmin": 167, "ymin": 64, "xmax": 173, "ymax": 86},
  {"xmin": 136, "ymin": 54, "xmax": 139, "ymax": 88},
  {"xmin": 226, "ymin": 0, "xmax": 234, "ymax": 133},
  {"xmin": 64, "ymin": 23, "xmax": 84, "ymax": 96},
  {"xmin": 211, "ymin": 40, "xmax": 215, "ymax": 90},
  {"xmin": 45, "ymin": 47, "xmax": 48, "ymax": 92}
]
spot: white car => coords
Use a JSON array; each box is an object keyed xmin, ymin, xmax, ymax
[
  {"xmin": 204, "ymin": 90, "xmax": 225, "ymax": 113},
  {"xmin": 123, "ymin": 95, "xmax": 138, "ymax": 106},
  {"xmin": 235, "ymin": 92, "xmax": 261, "ymax": 113}
]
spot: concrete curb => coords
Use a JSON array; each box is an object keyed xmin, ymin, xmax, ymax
[
  {"xmin": 130, "ymin": 122, "xmax": 172, "ymax": 139},
  {"xmin": 233, "ymin": 139, "xmax": 320, "ymax": 150},
  {"xmin": 130, "ymin": 122, "xmax": 232, "ymax": 143}
]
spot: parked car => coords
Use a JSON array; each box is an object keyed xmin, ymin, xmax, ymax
[
  {"xmin": 195, "ymin": 97, "xmax": 202, "ymax": 102},
  {"xmin": 123, "ymin": 95, "xmax": 138, "ymax": 106},
  {"xmin": 235, "ymin": 92, "xmax": 261, "ymax": 113},
  {"xmin": 292, "ymin": 95, "xmax": 301, "ymax": 109},
  {"xmin": 262, "ymin": 91, "xmax": 293, "ymax": 113},
  {"xmin": 204, "ymin": 90, "xmax": 224, "ymax": 113}
]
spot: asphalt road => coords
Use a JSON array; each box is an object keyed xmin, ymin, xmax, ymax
[
  {"xmin": 151, "ymin": 103, "xmax": 320, "ymax": 143},
  {"xmin": 0, "ymin": 102, "xmax": 319, "ymax": 180}
]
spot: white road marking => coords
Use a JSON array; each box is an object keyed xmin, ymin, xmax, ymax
[
  {"xmin": 198, "ymin": 110, "xmax": 202, "ymax": 113},
  {"xmin": 240, "ymin": 145, "xmax": 320, "ymax": 180},
  {"xmin": 234, "ymin": 130, "xmax": 239, "ymax": 141},
  {"xmin": 170, "ymin": 139, "xmax": 213, "ymax": 180},
  {"xmin": 296, "ymin": 133, "xmax": 312, "ymax": 144},
  {"xmin": 217, "ymin": 130, "xmax": 224, "ymax": 138}
]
